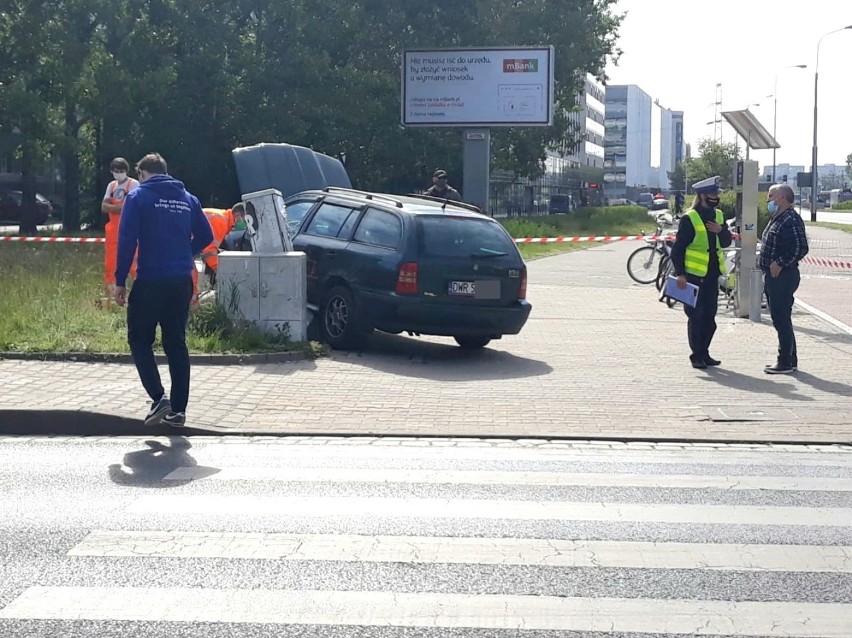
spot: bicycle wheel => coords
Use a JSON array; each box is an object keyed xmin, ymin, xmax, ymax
[{"xmin": 627, "ymin": 245, "xmax": 659, "ymax": 284}]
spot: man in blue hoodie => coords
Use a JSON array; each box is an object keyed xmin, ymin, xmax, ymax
[{"xmin": 114, "ymin": 153, "xmax": 213, "ymax": 427}]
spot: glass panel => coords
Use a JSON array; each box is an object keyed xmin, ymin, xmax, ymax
[
  {"xmin": 353, "ymin": 208, "xmax": 402, "ymax": 249},
  {"xmin": 418, "ymin": 217, "xmax": 516, "ymax": 258},
  {"xmin": 305, "ymin": 203, "xmax": 357, "ymax": 238}
]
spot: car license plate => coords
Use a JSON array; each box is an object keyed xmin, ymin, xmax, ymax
[
  {"xmin": 447, "ymin": 280, "xmax": 501, "ymax": 299},
  {"xmin": 448, "ymin": 281, "xmax": 475, "ymax": 296}
]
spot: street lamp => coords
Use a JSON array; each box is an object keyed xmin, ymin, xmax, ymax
[
  {"xmin": 768, "ymin": 64, "xmax": 807, "ymax": 183},
  {"xmin": 811, "ymin": 26, "xmax": 852, "ymax": 221}
]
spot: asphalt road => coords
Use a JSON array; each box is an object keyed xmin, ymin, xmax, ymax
[{"xmin": 0, "ymin": 436, "xmax": 850, "ymax": 637}]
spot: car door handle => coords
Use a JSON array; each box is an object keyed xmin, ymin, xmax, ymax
[{"xmin": 326, "ymin": 250, "xmax": 337, "ymax": 257}]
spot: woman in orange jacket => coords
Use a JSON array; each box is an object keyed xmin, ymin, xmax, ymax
[{"xmin": 102, "ymin": 157, "xmax": 139, "ymax": 294}]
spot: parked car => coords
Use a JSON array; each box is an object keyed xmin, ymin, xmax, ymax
[
  {"xmin": 637, "ymin": 192, "xmax": 654, "ymax": 208},
  {"xmin": 548, "ymin": 193, "xmax": 574, "ymax": 214},
  {"xmin": 649, "ymin": 197, "xmax": 670, "ymax": 212},
  {"xmin": 0, "ymin": 190, "xmax": 52, "ymax": 224},
  {"xmin": 230, "ymin": 188, "xmax": 532, "ymax": 350}
]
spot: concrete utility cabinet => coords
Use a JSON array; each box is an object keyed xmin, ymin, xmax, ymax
[
  {"xmin": 216, "ymin": 187, "xmax": 307, "ymax": 341},
  {"xmin": 217, "ymin": 251, "xmax": 308, "ymax": 341}
]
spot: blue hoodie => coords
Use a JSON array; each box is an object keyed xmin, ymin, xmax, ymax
[{"xmin": 115, "ymin": 174, "xmax": 213, "ymax": 284}]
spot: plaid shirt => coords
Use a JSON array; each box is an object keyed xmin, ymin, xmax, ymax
[{"xmin": 759, "ymin": 207, "xmax": 809, "ymax": 271}]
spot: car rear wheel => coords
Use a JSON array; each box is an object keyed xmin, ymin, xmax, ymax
[
  {"xmin": 454, "ymin": 335, "xmax": 491, "ymax": 349},
  {"xmin": 321, "ymin": 285, "xmax": 369, "ymax": 349}
]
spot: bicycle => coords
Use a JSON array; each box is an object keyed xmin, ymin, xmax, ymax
[{"xmin": 626, "ymin": 212, "xmax": 678, "ymax": 285}]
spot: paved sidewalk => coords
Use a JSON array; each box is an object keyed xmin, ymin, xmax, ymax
[{"xmin": 2, "ymin": 235, "xmax": 852, "ymax": 443}]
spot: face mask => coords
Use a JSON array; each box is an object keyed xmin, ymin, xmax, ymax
[
  {"xmin": 706, "ymin": 197, "xmax": 720, "ymax": 208},
  {"xmin": 112, "ymin": 172, "xmax": 127, "ymax": 182},
  {"xmin": 767, "ymin": 201, "xmax": 778, "ymax": 215},
  {"xmin": 234, "ymin": 219, "xmax": 247, "ymax": 231}
]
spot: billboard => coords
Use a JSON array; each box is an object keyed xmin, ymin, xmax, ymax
[{"xmin": 402, "ymin": 47, "xmax": 554, "ymax": 127}]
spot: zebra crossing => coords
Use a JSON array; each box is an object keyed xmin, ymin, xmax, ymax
[{"xmin": 0, "ymin": 437, "xmax": 850, "ymax": 636}]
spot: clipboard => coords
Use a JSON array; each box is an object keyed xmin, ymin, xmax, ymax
[{"xmin": 662, "ymin": 275, "xmax": 699, "ymax": 307}]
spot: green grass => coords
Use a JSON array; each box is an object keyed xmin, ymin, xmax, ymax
[
  {"xmin": 831, "ymin": 201, "xmax": 852, "ymax": 211},
  {"xmin": 502, "ymin": 206, "xmax": 652, "ymax": 261},
  {"xmin": 0, "ymin": 243, "xmax": 322, "ymax": 355}
]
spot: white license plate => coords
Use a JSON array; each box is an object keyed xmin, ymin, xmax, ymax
[{"xmin": 448, "ymin": 281, "xmax": 475, "ymax": 296}]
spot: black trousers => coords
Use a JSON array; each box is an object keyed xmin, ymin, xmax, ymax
[
  {"xmin": 683, "ymin": 276, "xmax": 719, "ymax": 361},
  {"xmin": 764, "ymin": 267, "xmax": 800, "ymax": 367},
  {"xmin": 127, "ymin": 276, "xmax": 194, "ymax": 413}
]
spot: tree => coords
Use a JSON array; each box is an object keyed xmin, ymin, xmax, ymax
[
  {"xmin": 1, "ymin": 0, "xmax": 624, "ymax": 215},
  {"xmin": 667, "ymin": 162, "xmax": 686, "ymax": 192},
  {"xmin": 846, "ymin": 153, "xmax": 852, "ymax": 183},
  {"xmin": 0, "ymin": 1, "xmax": 59, "ymax": 234},
  {"xmin": 682, "ymin": 139, "xmax": 741, "ymax": 190}
]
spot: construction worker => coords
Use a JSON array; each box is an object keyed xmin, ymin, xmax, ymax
[
  {"xmin": 199, "ymin": 203, "xmax": 245, "ymax": 286},
  {"xmin": 102, "ymin": 157, "xmax": 139, "ymax": 296}
]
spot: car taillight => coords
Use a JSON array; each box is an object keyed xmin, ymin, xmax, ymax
[
  {"xmin": 396, "ymin": 261, "xmax": 418, "ymax": 295},
  {"xmin": 519, "ymin": 269, "xmax": 527, "ymax": 300}
]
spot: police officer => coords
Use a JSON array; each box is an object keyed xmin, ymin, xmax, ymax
[{"xmin": 669, "ymin": 176, "xmax": 733, "ymax": 369}]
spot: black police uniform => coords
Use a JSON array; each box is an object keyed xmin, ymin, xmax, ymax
[{"xmin": 669, "ymin": 204, "xmax": 732, "ymax": 367}]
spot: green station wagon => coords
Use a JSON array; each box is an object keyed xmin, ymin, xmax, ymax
[{"xmin": 285, "ymin": 189, "xmax": 531, "ymax": 349}]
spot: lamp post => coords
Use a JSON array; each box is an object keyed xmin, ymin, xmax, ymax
[
  {"xmin": 768, "ymin": 65, "xmax": 807, "ymax": 183},
  {"xmin": 811, "ymin": 26, "xmax": 852, "ymax": 222}
]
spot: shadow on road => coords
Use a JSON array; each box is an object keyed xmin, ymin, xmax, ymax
[
  {"xmin": 791, "ymin": 323, "xmax": 852, "ymax": 347},
  {"xmin": 108, "ymin": 437, "xmax": 219, "ymax": 488},
  {"xmin": 0, "ymin": 410, "xmax": 223, "ymax": 436},
  {"xmin": 329, "ymin": 331, "xmax": 553, "ymax": 381},
  {"xmin": 793, "ymin": 371, "xmax": 852, "ymax": 398},
  {"xmin": 698, "ymin": 368, "xmax": 815, "ymax": 402}
]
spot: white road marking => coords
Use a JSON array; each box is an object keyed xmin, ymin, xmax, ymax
[
  {"xmin": 126, "ymin": 494, "xmax": 852, "ymax": 527},
  {"xmin": 795, "ymin": 299, "xmax": 852, "ymax": 335},
  {"xmin": 163, "ymin": 465, "xmax": 852, "ymax": 491},
  {"xmin": 69, "ymin": 530, "xmax": 852, "ymax": 573},
  {"xmin": 1, "ymin": 587, "xmax": 849, "ymax": 636}
]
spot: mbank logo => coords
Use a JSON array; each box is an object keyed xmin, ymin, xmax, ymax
[{"xmin": 503, "ymin": 59, "xmax": 538, "ymax": 73}]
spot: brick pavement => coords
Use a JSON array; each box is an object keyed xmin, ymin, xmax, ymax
[{"xmin": 2, "ymin": 233, "xmax": 852, "ymax": 443}]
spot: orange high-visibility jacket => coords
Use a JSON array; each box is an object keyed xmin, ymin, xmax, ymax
[
  {"xmin": 104, "ymin": 177, "xmax": 139, "ymax": 286},
  {"xmin": 201, "ymin": 208, "xmax": 235, "ymax": 272}
]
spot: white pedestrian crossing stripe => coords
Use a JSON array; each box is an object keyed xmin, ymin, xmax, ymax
[
  {"xmin": 127, "ymin": 493, "xmax": 852, "ymax": 526},
  {"xmin": 2, "ymin": 448, "xmax": 851, "ymax": 636},
  {"xmin": 70, "ymin": 530, "xmax": 852, "ymax": 573},
  {"xmin": 1, "ymin": 587, "xmax": 849, "ymax": 636},
  {"xmin": 164, "ymin": 465, "xmax": 852, "ymax": 491}
]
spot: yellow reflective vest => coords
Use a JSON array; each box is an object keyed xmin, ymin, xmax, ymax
[{"xmin": 683, "ymin": 209, "xmax": 727, "ymax": 277}]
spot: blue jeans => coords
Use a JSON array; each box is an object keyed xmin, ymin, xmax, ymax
[
  {"xmin": 764, "ymin": 267, "xmax": 800, "ymax": 367},
  {"xmin": 127, "ymin": 276, "xmax": 194, "ymax": 412}
]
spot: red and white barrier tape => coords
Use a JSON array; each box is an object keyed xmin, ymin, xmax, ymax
[
  {"xmin": 0, "ymin": 236, "xmax": 105, "ymax": 243},
  {"xmin": 4, "ymin": 234, "xmax": 851, "ymax": 269},
  {"xmin": 513, "ymin": 234, "xmax": 675, "ymax": 244},
  {"xmin": 801, "ymin": 255, "xmax": 852, "ymax": 270}
]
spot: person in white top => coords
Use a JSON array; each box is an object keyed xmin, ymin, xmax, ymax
[{"xmin": 102, "ymin": 157, "xmax": 139, "ymax": 292}]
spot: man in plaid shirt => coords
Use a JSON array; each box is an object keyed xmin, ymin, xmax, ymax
[{"xmin": 760, "ymin": 184, "xmax": 809, "ymax": 374}]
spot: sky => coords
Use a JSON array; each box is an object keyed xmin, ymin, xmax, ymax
[{"xmin": 604, "ymin": 0, "xmax": 852, "ymax": 171}]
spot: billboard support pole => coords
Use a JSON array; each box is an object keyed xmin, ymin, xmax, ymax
[{"xmin": 462, "ymin": 129, "xmax": 490, "ymax": 214}]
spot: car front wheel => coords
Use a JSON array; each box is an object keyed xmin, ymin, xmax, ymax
[
  {"xmin": 454, "ymin": 335, "xmax": 491, "ymax": 349},
  {"xmin": 321, "ymin": 285, "xmax": 369, "ymax": 349}
]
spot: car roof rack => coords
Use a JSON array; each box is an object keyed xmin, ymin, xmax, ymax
[
  {"xmin": 404, "ymin": 193, "xmax": 483, "ymax": 214},
  {"xmin": 322, "ymin": 187, "xmax": 404, "ymax": 208}
]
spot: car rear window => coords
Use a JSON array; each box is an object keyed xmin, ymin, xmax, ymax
[{"xmin": 417, "ymin": 217, "xmax": 517, "ymax": 258}]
